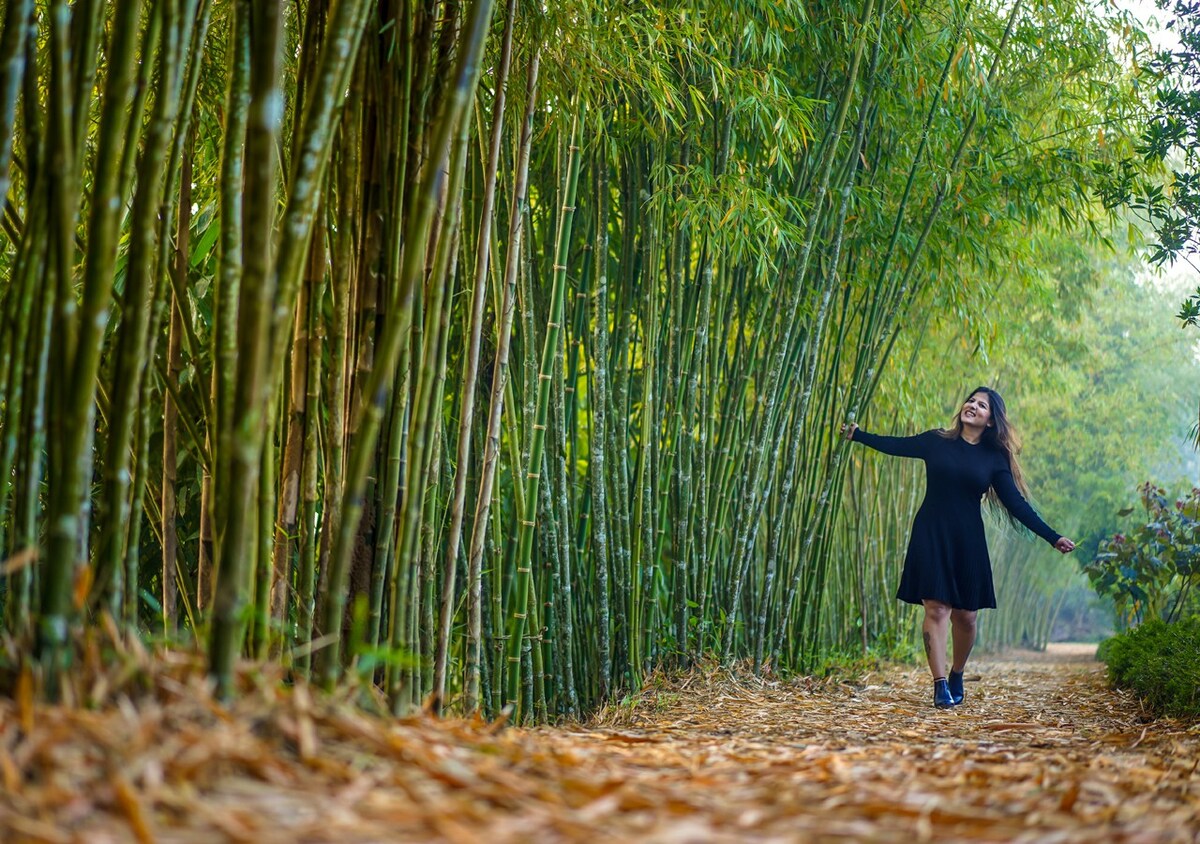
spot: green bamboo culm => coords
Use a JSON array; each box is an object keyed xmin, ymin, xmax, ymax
[
  {"xmin": 433, "ymin": 0, "xmax": 521, "ymax": 716},
  {"xmin": 39, "ymin": 0, "xmax": 96, "ymax": 692},
  {"xmin": 505, "ymin": 107, "xmax": 583, "ymax": 714},
  {"xmin": 465, "ymin": 43, "xmax": 542, "ymax": 715},
  {"xmin": 209, "ymin": 0, "xmax": 284, "ymax": 701}
]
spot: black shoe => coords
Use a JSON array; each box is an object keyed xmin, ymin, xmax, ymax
[
  {"xmin": 933, "ymin": 677, "xmax": 954, "ymax": 709},
  {"xmin": 948, "ymin": 670, "xmax": 964, "ymax": 706}
]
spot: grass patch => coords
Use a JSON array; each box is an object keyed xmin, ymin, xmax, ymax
[{"xmin": 1099, "ymin": 617, "xmax": 1200, "ymax": 718}]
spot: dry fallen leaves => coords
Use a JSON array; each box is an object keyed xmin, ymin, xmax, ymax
[{"xmin": 2, "ymin": 644, "xmax": 1199, "ymax": 843}]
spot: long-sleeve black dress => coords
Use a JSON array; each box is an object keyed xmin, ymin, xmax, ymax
[{"xmin": 850, "ymin": 428, "xmax": 1061, "ymax": 611}]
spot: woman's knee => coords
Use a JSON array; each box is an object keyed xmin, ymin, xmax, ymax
[
  {"xmin": 922, "ymin": 600, "xmax": 952, "ymax": 623},
  {"xmin": 950, "ymin": 608, "xmax": 978, "ymax": 630}
]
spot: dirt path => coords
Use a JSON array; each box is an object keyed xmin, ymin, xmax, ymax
[{"xmin": 3, "ymin": 644, "xmax": 1200, "ymax": 842}]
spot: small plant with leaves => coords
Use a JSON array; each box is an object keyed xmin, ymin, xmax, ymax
[{"xmin": 1083, "ymin": 483, "xmax": 1200, "ymax": 626}]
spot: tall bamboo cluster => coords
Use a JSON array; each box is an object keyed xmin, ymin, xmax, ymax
[{"xmin": 0, "ymin": 0, "xmax": 1141, "ymax": 716}]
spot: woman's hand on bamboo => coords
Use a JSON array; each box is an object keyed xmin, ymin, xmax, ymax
[
  {"xmin": 1054, "ymin": 537, "xmax": 1075, "ymax": 554},
  {"xmin": 840, "ymin": 422, "xmax": 858, "ymax": 442}
]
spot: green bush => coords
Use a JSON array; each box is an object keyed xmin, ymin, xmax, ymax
[
  {"xmin": 1083, "ymin": 483, "xmax": 1200, "ymax": 627},
  {"xmin": 1100, "ymin": 617, "xmax": 1200, "ymax": 718}
]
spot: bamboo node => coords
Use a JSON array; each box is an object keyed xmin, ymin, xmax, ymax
[
  {"xmin": 553, "ymin": 264, "xmax": 569, "ymax": 271},
  {"xmin": 532, "ymin": 423, "xmax": 547, "ymax": 430},
  {"xmin": 527, "ymin": 472, "xmax": 541, "ymax": 479},
  {"xmin": 514, "ymin": 612, "xmax": 527, "ymax": 619},
  {"xmin": 520, "ymin": 519, "xmax": 536, "ymax": 527},
  {"xmin": 517, "ymin": 567, "xmax": 531, "ymax": 574},
  {"xmin": 538, "ymin": 374, "xmax": 553, "ymax": 381},
  {"xmin": 547, "ymin": 322, "xmax": 561, "ymax": 328}
]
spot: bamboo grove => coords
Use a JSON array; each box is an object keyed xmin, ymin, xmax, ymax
[{"xmin": 0, "ymin": 0, "xmax": 1147, "ymax": 718}]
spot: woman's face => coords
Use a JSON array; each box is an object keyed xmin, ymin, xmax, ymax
[{"xmin": 960, "ymin": 392, "xmax": 993, "ymax": 430}]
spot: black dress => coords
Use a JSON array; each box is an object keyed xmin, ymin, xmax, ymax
[{"xmin": 850, "ymin": 428, "xmax": 1061, "ymax": 611}]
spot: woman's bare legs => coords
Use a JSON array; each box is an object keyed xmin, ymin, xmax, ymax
[
  {"xmin": 921, "ymin": 600, "xmax": 951, "ymax": 678},
  {"xmin": 949, "ymin": 608, "xmax": 978, "ymax": 672}
]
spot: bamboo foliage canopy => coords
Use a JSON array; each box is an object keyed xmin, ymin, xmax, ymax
[{"xmin": 0, "ymin": 0, "xmax": 1151, "ymax": 718}]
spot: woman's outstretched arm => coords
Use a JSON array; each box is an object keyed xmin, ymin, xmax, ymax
[
  {"xmin": 841, "ymin": 423, "xmax": 935, "ymax": 459},
  {"xmin": 992, "ymin": 468, "xmax": 1075, "ymax": 552}
]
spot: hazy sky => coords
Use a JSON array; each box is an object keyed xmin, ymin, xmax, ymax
[{"xmin": 1119, "ymin": 0, "xmax": 1180, "ymax": 51}]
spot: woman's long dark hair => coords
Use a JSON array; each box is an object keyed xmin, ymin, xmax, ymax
[{"xmin": 940, "ymin": 386, "xmax": 1031, "ymax": 518}]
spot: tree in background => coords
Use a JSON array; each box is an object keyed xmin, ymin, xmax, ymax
[{"xmin": 1096, "ymin": 0, "xmax": 1200, "ymax": 332}]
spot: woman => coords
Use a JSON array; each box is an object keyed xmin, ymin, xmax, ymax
[{"xmin": 841, "ymin": 387, "xmax": 1075, "ymax": 709}]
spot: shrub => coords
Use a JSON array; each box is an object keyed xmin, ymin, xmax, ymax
[
  {"xmin": 1100, "ymin": 617, "xmax": 1200, "ymax": 718},
  {"xmin": 1083, "ymin": 483, "xmax": 1200, "ymax": 626}
]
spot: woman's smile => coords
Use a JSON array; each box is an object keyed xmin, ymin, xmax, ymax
[{"xmin": 960, "ymin": 393, "xmax": 992, "ymax": 429}]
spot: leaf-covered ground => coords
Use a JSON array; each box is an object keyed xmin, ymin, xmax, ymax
[{"xmin": 3, "ymin": 643, "xmax": 1199, "ymax": 842}]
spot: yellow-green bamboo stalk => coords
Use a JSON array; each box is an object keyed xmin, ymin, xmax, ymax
[
  {"xmin": 434, "ymin": 0, "xmax": 519, "ymax": 715},
  {"xmin": 209, "ymin": 0, "xmax": 284, "ymax": 700},
  {"xmin": 40, "ymin": 0, "xmax": 90, "ymax": 688},
  {"xmin": 465, "ymin": 44, "xmax": 540, "ymax": 713},
  {"xmin": 504, "ymin": 108, "xmax": 582, "ymax": 711}
]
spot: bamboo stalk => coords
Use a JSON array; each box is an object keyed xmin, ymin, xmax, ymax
[
  {"xmin": 39, "ymin": 0, "xmax": 89, "ymax": 689},
  {"xmin": 552, "ymin": 284, "xmax": 579, "ymax": 714},
  {"xmin": 162, "ymin": 122, "xmax": 194, "ymax": 632},
  {"xmin": 209, "ymin": 0, "xmax": 285, "ymax": 700},
  {"xmin": 0, "ymin": 0, "xmax": 32, "ymax": 211},
  {"xmin": 263, "ymin": 0, "xmax": 373, "ymax": 406},
  {"xmin": 504, "ymin": 107, "xmax": 582, "ymax": 711},
  {"xmin": 465, "ymin": 45, "xmax": 540, "ymax": 713},
  {"xmin": 295, "ymin": 261, "xmax": 325, "ymax": 662},
  {"xmin": 94, "ymin": 0, "xmax": 199, "ymax": 615},
  {"xmin": 206, "ymin": 0, "xmax": 252, "ymax": 615},
  {"xmin": 433, "ymin": 0, "xmax": 518, "ymax": 715},
  {"xmin": 407, "ymin": 123, "xmax": 469, "ymax": 709},
  {"xmin": 5, "ymin": 210, "xmax": 49, "ymax": 637},
  {"xmin": 0, "ymin": 201, "xmax": 43, "ymax": 612}
]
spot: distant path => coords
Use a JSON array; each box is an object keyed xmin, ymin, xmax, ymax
[{"xmin": 3, "ymin": 644, "xmax": 1198, "ymax": 842}]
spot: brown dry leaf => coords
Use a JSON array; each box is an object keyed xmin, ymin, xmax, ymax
[
  {"xmin": 0, "ymin": 748, "xmax": 19, "ymax": 794},
  {"xmin": 16, "ymin": 664, "xmax": 34, "ymax": 734},
  {"xmin": 71, "ymin": 564, "xmax": 93, "ymax": 612},
  {"xmin": 112, "ymin": 774, "xmax": 154, "ymax": 843},
  {"xmin": 0, "ymin": 547, "xmax": 37, "ymax": 577},
  {"xmin": 1, "ymin": 812, "xmax": 73, "ymax": 844},
  {"xmin": 599, "ymin": 731, "xmax": 665, "ymax": 744},
  {"xmin": 292, "ymin": 682, "xmax": 318, "ymax": 761},
  {"xmin": 1058, "ymin": 780, "xmax": 1081, "ymax": 812}
]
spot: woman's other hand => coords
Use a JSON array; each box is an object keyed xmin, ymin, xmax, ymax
[
  {"xmin": 840, "ymin": 422, "xmax": 858, "ymax": 441},
  {"xmin": 1054, "ymin": 537, "xmax": 1076, "ymax": 554}
]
